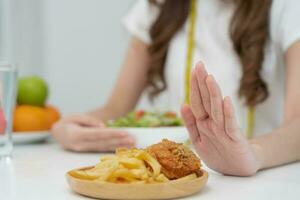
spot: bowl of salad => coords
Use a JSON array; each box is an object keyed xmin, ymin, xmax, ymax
[{"xmin": 107, "ymin": 110, "xmax": 189, "ymax": 148}]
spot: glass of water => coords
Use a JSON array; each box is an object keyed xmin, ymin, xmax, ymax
[{"xmin": 0, "ymin": 64, "xmax": 17, "ymax": 158}]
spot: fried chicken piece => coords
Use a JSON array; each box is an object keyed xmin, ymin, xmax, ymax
[{"xmin": 146, "ymin": 139, "xmax": 201, "ymax": 179}]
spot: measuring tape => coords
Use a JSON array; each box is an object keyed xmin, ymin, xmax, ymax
[
  {"xmin": 184, "ymin": 0, "xmax": 254, "ymax": 138},
  {"xmin": 184, "ymin": 0, "xmax": 197, "ymax": 105}
]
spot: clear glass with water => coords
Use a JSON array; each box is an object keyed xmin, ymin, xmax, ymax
[{"xmin": 0, "ymin": 64, "xmax": 17, "ymax": 158}]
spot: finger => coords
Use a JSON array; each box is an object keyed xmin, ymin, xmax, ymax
[
  {"xmin": 79, "ymin": 128, "xmax": 131, "ymax": 142},
  {"xmin": 181, "ymin": 104, "xmax": 201, "ymax": 143},
  {"xmin": 63, "ymin": 114, "xmax": 104, "ymax": 127},
  {"xmin": 223, "ymin": 96, "xmax": 241, "ymax": 141},
  {"xmin": 206, "ymin": 75, "xmax": 224, "ymax": 127},
  {"xmin": 190, "ymin": 69, "xmax": 208, "ymax": 120},
  {"xmin": 195, "ymin": 62, "xmax": 211, "ymax": 116}
]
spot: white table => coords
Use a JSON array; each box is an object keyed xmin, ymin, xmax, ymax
[{"xmin": 1, "ymin": 137, "xmax": 300, "ymax": 200}]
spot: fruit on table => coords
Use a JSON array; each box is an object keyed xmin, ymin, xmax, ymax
[
  {"xmin": 45, "ymin": 105, "xmax": 60, "ymax": 127},
  {"xmin": 13, "ymin": 104, "xmax": 61, "ymax": 132},
  {"xmin": 0, "ymin": 108, "xmax": 7, "ymax": 134},
  {"xmin": 13, "ymin": 105, "xmax": 50, "ymax": 132},
  {"xmin": 17, "ymin": 76, "xmax": 48, "ymax": 106}
]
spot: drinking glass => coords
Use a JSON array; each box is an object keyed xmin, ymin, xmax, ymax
[{"xmin": 0, "ymin": 64, "xmax": 17, "ymax": 158}]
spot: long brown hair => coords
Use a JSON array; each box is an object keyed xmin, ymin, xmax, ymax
[{"xmin": 147, "ymin": 0, "xmax": 272, "ymax": 107}]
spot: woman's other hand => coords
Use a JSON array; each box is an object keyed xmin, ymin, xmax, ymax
[
  {"xmin": 51, "ymin": 114, "xmax": 136, "ymax": 152},
  {"xmin": 181, "ymin": 62, "xmax": 261, "ymax": 176}
]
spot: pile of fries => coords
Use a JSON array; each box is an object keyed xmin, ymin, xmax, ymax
[{"xmin": 69, "ymin": 148, "xmax": 197, "ymax": 184}]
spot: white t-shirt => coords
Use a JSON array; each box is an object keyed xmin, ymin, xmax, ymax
[{"xmin": 123, "ymin": 0, "xmax": 300, "ymax": 136}]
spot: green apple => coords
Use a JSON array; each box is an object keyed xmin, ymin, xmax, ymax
[{"xmin": 17, "ymin": 76, "xmax": 48, "ymax": 106}]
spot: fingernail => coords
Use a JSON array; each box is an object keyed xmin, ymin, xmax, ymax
[{"xmin": 206, "ymin": 75, "xmax": 214, "ymax": 83}]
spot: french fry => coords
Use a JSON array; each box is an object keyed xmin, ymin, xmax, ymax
[
  {"xmin": 71, "ymin": 148, "xmax": 199, "ymax": 184},
  {"xmin": 101, "ymin": 155, "xmax": 118, "ymax": 161},
  {"xmin": 155, "ymin": 174, "xmax": 169, "ymax": 182},
  {"xmin": 135, "ymin": 151, "xmax": 161, "ymax": 176},
  {"xmin": 119, "ymin": 157, "xmax": 144, "ymax": 169},
  {"xmin": 108, "ymin": 168, "xmax": 138, "ymax": 182},
  {"xmin": 69, "ymin": 170, "xmax": 99, "ymax": 180},
  {"xmin": 176, "ymin": 173, "xmax": 197, "ymax": 181}
]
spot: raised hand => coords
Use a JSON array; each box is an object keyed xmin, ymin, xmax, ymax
[{"xmin": 181, "ymin": 62, "xmax": 261, "ymax": 176}]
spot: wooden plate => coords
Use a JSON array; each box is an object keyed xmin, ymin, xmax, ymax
[{"xmin": 66, "ymin": 167, "xmax": 208, "ymax": 200}]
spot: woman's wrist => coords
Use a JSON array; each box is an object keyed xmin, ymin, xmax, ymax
[
  {"xmin": 87, "ymin": 105, "xmax": 112, "ymax": 121},
  {"xmin": 250, "ymin": 141, "xmax": 265, "ymax": 171}
]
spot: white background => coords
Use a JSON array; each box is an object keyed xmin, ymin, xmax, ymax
[{"xmin": 1, "ymin": 0, "xmax": 157, "ymax": 114}]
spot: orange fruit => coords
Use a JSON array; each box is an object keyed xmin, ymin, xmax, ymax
[
  {"xmin": 13, "ymin": 105, "xmax": 50, "ymax": 132},
  {"xmin": 45, "ymin": 105, "xmax": 60, "ymax": 127}
]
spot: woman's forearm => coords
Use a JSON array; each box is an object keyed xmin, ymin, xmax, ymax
[
  {"xmin": 251, "ymin": 118, "xmax": 300, "ymax": 170},
  {"xmin": 87, "ymin": 37, "xmax": 151, "ymax": 122}
]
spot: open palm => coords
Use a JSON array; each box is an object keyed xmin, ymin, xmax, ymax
[{"xmin": 181, "ymin": 62, "xmax": 260, "ymax": 176}]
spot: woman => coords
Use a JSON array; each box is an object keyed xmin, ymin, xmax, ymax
[{"xmin": 52, "ymin": 0, "xmax": 300, "ymax": 176}]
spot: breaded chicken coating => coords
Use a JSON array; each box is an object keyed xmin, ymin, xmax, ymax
[{"xmin": 146, "ymin": 139, "xmax": 201, "ymax": 179}]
